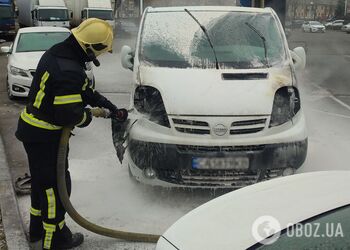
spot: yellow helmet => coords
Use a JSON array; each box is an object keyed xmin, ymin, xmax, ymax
[{"xmin": 72, "ymin": 18, "xmax": 113, "ymax": 57}]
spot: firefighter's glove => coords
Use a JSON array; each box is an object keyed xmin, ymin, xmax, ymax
[
  {"xmin": 99, "ymin": 98, "xmax": 118, "ymax": 114},
  {"xmin": 111, "ymin": 109, "xmax": 128, "ymax": 122},
  {"xmin": 90, "ymin": 108, "xmax": 109, "ymax": 118}
]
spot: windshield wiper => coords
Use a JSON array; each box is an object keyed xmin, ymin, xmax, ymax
[
  {"xmin": 245, "ymin": 22, "xmax": 270, "ymax": 68},
  {"xmin": 184, "ymin": 8, "xmax": 220, "ymax": 70}
]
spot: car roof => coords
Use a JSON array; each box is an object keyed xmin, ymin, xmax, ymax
[
  {"xmin": 17, "ymin": 26, "xmax": 70, "ymax": 34},
  {"xmin": 146, "ymin": 6, "xmax": 272, "ymax": 14},
  {"xmin": 162, "ymin": 171, "xmax": 350, "ymax": 250}
]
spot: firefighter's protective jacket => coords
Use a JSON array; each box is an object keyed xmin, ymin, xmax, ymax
[{"xmin": 16, "ymin": 35, "xmax": 117, "ymax": 142}]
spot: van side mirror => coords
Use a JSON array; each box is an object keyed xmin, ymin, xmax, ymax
[
  {"xmin": 31, "ymin": 10, "xmax": 34, "ymax": 19},
  {"xmin": 70, "ymin": 12, "xmax": 73, "ymax": 19},
  {"xmin": 290, "ymin": 47, "xmax": 306, "ymax": 71},
  {"xmin": 121, "ymin": 45, "xmax": 134, "ymax": 71}
]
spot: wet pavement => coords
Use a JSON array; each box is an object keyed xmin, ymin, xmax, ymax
[{"xmin": 288, "ymin": 29, "xmax": 350, "ymax": 106}]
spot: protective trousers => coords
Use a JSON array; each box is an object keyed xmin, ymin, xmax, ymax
[{"xmin": 23, "ymin": 141, "xmax": 71, "ymax": 249}]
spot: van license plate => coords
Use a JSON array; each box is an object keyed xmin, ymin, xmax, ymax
[{"xmin": 192, "ymin": 157, "xmax": 249, "ymax": 170}]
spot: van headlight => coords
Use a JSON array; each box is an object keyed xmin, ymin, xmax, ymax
[
  {"xmin": 134, "ymin": 86, "xmax": 170, "ymax": 127},
  {"xmin": 269, "ymin": 87, "xmax": 301, "ymax": 127},
  {"xmin": 10, "ymin": 66, "xmax": 29, "ymax": 77}
]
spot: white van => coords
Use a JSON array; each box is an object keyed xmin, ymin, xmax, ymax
[{"xmin": 118, "ymin": 6, "xmax": 308, "ymax": 188}]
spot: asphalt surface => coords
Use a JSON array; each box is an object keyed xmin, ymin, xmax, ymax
[
  {"xmin": 288, "ymin": 29, "xmax": 350, "ymax": 105},
  {"xmin": 0, "ymin": 28, "xmax": 349, "ymax": 248}
]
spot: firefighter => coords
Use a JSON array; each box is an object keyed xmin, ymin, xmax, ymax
[{"xmin": 15, "ymin": 18, "xmax": 128, "ymax": 249}]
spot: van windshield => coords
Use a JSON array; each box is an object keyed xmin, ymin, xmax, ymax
[
  {"xmin": 140, "ymin": 11, "xmax": 286, "ymax": 69},
  {"xmin": 88, "ymin": 10, "xmax": 113, "ymax": 20},
  {"xmin": 38, "ymin": 9, "xmax": 69, "ymax": 21}
]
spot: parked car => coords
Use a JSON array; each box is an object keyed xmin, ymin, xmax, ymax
[
  {"xmin": 156, "ymin": 171, "xmax": 350, "ymax": 250},
  {"xmin": 325, "ymin": 19, "xmax": 344, "ymax": 30},
  {"xmin": 0, "ymin": 26, "xmax": 94, "ymax": 99},
  {"xmin": 117, "ymin": 6, "xmax": 308, "ymax": 189},
  {"xmin": 341, "ymin": 23, "xmax": 350, "ymax": 33},
  {"xmin": 301, "ymin": 21, "xmax": 325, "ymax": 33}
]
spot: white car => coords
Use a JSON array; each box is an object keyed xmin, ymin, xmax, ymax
[
  {"xmin": 301, "ymin": 21, "xmax": 325, "ymax": 33},
  {"xmin": 156, "ymin": 171, "xmax": 350, "ymax": 250},
  {"xmin": 117, "ymin": 6, "xmax": 308, "ymax": 188},
  {"xmin": 0, "ymin": 26, "xmax": 94, "ymax": 99},
  {"xmin": 341, "ymin": 23, "xmax": 350, "ymax": 33},
  {"xmin": 325, "ymin": 19, "xmax": 344, "ymax": 30}
]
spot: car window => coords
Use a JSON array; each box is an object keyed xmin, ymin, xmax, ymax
[
  {"xmin": 251, "ymin": 205, "xmax": 350, "ymax": 250},
  {"xmin": 140, "ymin": 11, "xmax": 286, "ymax": 69},
  {"xmin": 16, "ymin": 32, "xmax": 70, "ymax": 52}
]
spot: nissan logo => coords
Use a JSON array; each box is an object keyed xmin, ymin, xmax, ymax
[{"xmin": 213, "ymin": 124, "xmax": 228, "ymax": 136}]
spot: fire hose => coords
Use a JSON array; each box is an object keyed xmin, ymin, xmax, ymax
[{"xmin": 56, "ymin": 108, "xmax": 160, "ymax": 243}]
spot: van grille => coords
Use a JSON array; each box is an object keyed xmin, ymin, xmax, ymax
[
  {"xmin": 222, "ymin": 73, "xmax": 268, "ymax": 80},
  {"xmin": 230, "ymin": 118, "xmax": 267, "ymax": 135},
  {"xmin": 173, "ymin": 118, "xmax": 210, "ymax": 135},
  {"xmin": 172, "ymin": 117, "xmax": 268, "ymax": 135},
  {"xmin": 157, "ymin": 169, "xmax": 282, "ymax": 188}
]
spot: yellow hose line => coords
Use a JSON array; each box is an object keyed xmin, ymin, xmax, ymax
[{"xmin": 57, "ymin": 126, "xmax": 160, "ymax": 243}]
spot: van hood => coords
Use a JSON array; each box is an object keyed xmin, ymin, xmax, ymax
[{"xmin": 138, "ymin": 65, "xmax": 293, "ymax": 116}]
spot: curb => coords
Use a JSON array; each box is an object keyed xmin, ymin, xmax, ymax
[{"xmin": 0, "ymin": 135, "xmax": 29, "ymax": 250}]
